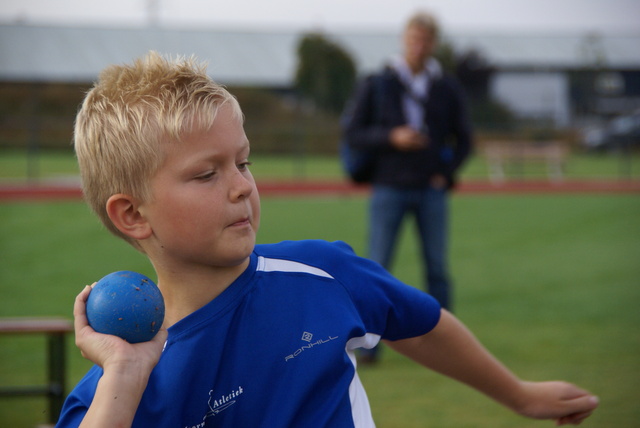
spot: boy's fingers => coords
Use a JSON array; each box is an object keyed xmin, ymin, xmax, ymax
[
  {"xmin": 557, "ymin": 410, "xmax": 594, "ymax": 425},
  {"xmin": 568, "ymin": 394, "xmax": 599, "ymax": 412},
  {"xmin": 74, "ymin": 286, "xmax": 90, "ymax": 315},
  {"xmin": 152, "ymin": 326, "xmax": 168, "ymax": 344},
  {"xmin": 556, "ymin": 395, "xmax": 599, "ymax": 425},
  {"xmin": 73, "ymin": 284, "xmax": 95, "ymax": 333}
]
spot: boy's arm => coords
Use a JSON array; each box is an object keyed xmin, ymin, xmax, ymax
[
  {"xmin": 73, "ymin": 286, "xmax": 167, "ymax": 428},
  {"xmin": 385, "ymin": 310, "xmax": 599, "ymax": 425}
]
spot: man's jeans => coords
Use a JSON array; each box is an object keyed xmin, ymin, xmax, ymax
[{"xmin": 368, "ymin": 185, "xmax": 451, "ymax": 310}]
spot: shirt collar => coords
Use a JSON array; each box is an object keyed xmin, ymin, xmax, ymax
[{"xmin": 390, "ymin": 56, "xmax": 442, "ymax": 83}]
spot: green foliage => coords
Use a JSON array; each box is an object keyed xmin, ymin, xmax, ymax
[
  {"xmin": 434, "ymin": 38, "xmax": 457, "ymax": 74},
  {"xmin": 469, "ymin": 98, "xmax": 516, "ymax": 130},
  {"xmin": 449, "ymin": 46, "xmax": 518, "ymax": 130},
  {"xmin": 0, "ymin": 82, "xmax": 89, "ymax": 149},
  {"xmin": 295, "ymin": 33, "xmax": 357, "ymax": 114}
]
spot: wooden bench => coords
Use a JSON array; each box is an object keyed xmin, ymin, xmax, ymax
[
  {"xmin": 0, "ymin": 317, "xmax": 73, "ymax": 425},
  {"xmin": 484, "ymin": 142, "xmax": 569, "ymax": 183}
]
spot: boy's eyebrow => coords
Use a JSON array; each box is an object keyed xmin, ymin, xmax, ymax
[{"xmin": 240, "ymin": 139, "xmax": 251, "ymax": 154}]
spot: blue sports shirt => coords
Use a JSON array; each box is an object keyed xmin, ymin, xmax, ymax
[{"xmin": 57, "ymin": 240, "xmax": 441, "ymax": 427}]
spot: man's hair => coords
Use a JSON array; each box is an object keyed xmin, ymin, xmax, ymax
[
  {"xmin": 75, "ymin": 51, "xmax": 242, "ymax": 244},
  {"xmin": 405, "ymin": 11, "xmax": 440, "ymax": 39}
]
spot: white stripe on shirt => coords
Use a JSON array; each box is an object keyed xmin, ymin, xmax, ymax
[{"xmin": 257, "ymin": 256, "xmax": 334, "ymax": 279}]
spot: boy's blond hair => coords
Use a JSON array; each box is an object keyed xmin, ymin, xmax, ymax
[
  {"xmin": 75, "ymin": 51, "xmax": 242, "ymax": 246},
  {"xmin": 405, "ymin": 11, "xmax": 440, "ymax": 39}
]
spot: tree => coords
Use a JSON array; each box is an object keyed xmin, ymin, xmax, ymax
[
  {"xmin": 295, "ymin": 33, "xmax": 357, "ymax": 114},
  {"xmin": 435, "ymin": 38, "xmax": 457, "ymax": 74},
  {"xmin": 456, "ymin": 49, "xmax": 494, "ymax": 100},
  {"xmin": 455, "ymin": 48, "xmax": 515, "ymax": 129}
]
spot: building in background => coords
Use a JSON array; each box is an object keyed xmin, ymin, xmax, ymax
[{"xmin": 1, "ymin": 23, "xmax": 639, "ymax": 144}]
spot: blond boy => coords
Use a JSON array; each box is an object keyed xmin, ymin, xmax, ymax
[{"xmin": 58, "ymin": 52, "xmax": 598, "ymax": 427}]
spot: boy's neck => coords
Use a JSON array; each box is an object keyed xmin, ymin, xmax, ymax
[{"xmin": 154, "ymin": 259, "xmax": 250, "ymax": 328}]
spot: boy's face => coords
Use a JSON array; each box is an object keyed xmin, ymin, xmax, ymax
[{"xmin": 140, "ymin": 104, "xmax": 260, "ymax": 271}]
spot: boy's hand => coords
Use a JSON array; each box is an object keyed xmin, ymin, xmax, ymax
[
  {"xmin": 387, "ymin": 311, "xmax": 598, "ymax": 426},
  {"xmin": 73, "ymin": 285, "xmax": 167, "ymax": 427},
  {"xmin": 514, "ymin": 381, "xmax": 599, "ymax": 425},
  {"xmin": 74, "ymin": 285, "xmax": 167, "ymax": 374}
]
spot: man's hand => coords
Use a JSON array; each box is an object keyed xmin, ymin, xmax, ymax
[
  {"xmin": 430, "ymin": 174, "xmax": 447, "ymax": 189},
  {"xmin": 390, "ymin": 125, "xmax": 428, "ymax": 151}
]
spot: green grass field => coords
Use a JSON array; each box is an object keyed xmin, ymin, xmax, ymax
[
  {"xmin": 1, "ymin": 193, "xmax": 639, "ymax": 427},
  {"xmin": 1, "ymin": 147, "xmax": 639, "ymax": 181},
  {"xmin": 1, "ymin": 151, "xmax": 639, "ymax": 426}
]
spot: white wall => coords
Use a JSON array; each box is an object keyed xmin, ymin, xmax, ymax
[{"xmin": 490, "ymin": 71, "xmax": 570, "ymax": 127}]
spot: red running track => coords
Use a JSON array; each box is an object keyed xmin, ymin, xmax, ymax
[{"xmin": 1, "ymin": 179, "xmax": 640, "ymax": 201}]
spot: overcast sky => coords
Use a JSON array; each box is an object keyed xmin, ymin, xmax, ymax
[{"xmin": 1, "ymin": 0, "xmax": 639, "ymax": 35}]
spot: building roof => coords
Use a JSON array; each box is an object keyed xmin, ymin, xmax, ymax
[
  {"xmin": 1, "ymin": 23, "xmax": 639, "ymax": 85},
  {"xmin": 0, "ymin": 24, "xmax": 300, "ymax": 84},
  {"xmin": 450, "ymin": 32, "xmax": 640, "ymax": 70}
]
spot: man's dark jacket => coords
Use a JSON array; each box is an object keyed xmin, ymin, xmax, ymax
[{"xmin": 343, "ymin": 66, "xmax": 473, "ymax": 188}]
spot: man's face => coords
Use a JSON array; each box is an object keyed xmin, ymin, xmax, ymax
[
  {"xmin": 403, "ymin": 24, "xmax": 437, "ymax": 72},
  {"xmin": 140, "ymin": 104, "xmax": 260, "ymax": 271}
]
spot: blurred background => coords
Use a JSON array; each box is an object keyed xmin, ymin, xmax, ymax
[
  {"xmin": 1, "ymin": 2, "xmax": 639, "ymax": 427},
  {"xmin": 1, "ymin": 0, "xmax": 639, "ymax": 181}
]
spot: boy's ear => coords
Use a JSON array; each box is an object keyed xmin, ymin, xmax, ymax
[{"xmin": 106, "ymin": 194, "xmax": 152, "ymax": 240}]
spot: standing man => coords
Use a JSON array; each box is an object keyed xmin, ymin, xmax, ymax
[{"xmin": 343, "ymin": 11, "xmax": 473, "ymax": 360}]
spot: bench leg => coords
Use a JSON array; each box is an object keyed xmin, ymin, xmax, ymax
[
  {"xmin": 548, "ymin": 158, "xmax": 565, "ymax": 182},
  {"xmin": 488, "ymin": 158, "xmax": 506, "ymax": 183},
  {"xmin": 47, "ymin": 333, "xmax": 66, "ymax": 424}
]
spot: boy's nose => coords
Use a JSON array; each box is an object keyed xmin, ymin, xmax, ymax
[{"xmin": 229, "ymin": 171, "xmax": 254, "ymax": 201}]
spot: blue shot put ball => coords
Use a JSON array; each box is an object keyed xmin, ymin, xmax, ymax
[{"xmin": 86, "ymin": 271, "xmax": 165, "ymax": 343}]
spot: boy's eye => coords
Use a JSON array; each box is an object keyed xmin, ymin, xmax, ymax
[
  {"xmin": 238, "ymin": 161, "xmax": 253, "ymax": 170},
  {"xmin": 196, "ymin": 171, "xmax": 215, "ymax": 180}
]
